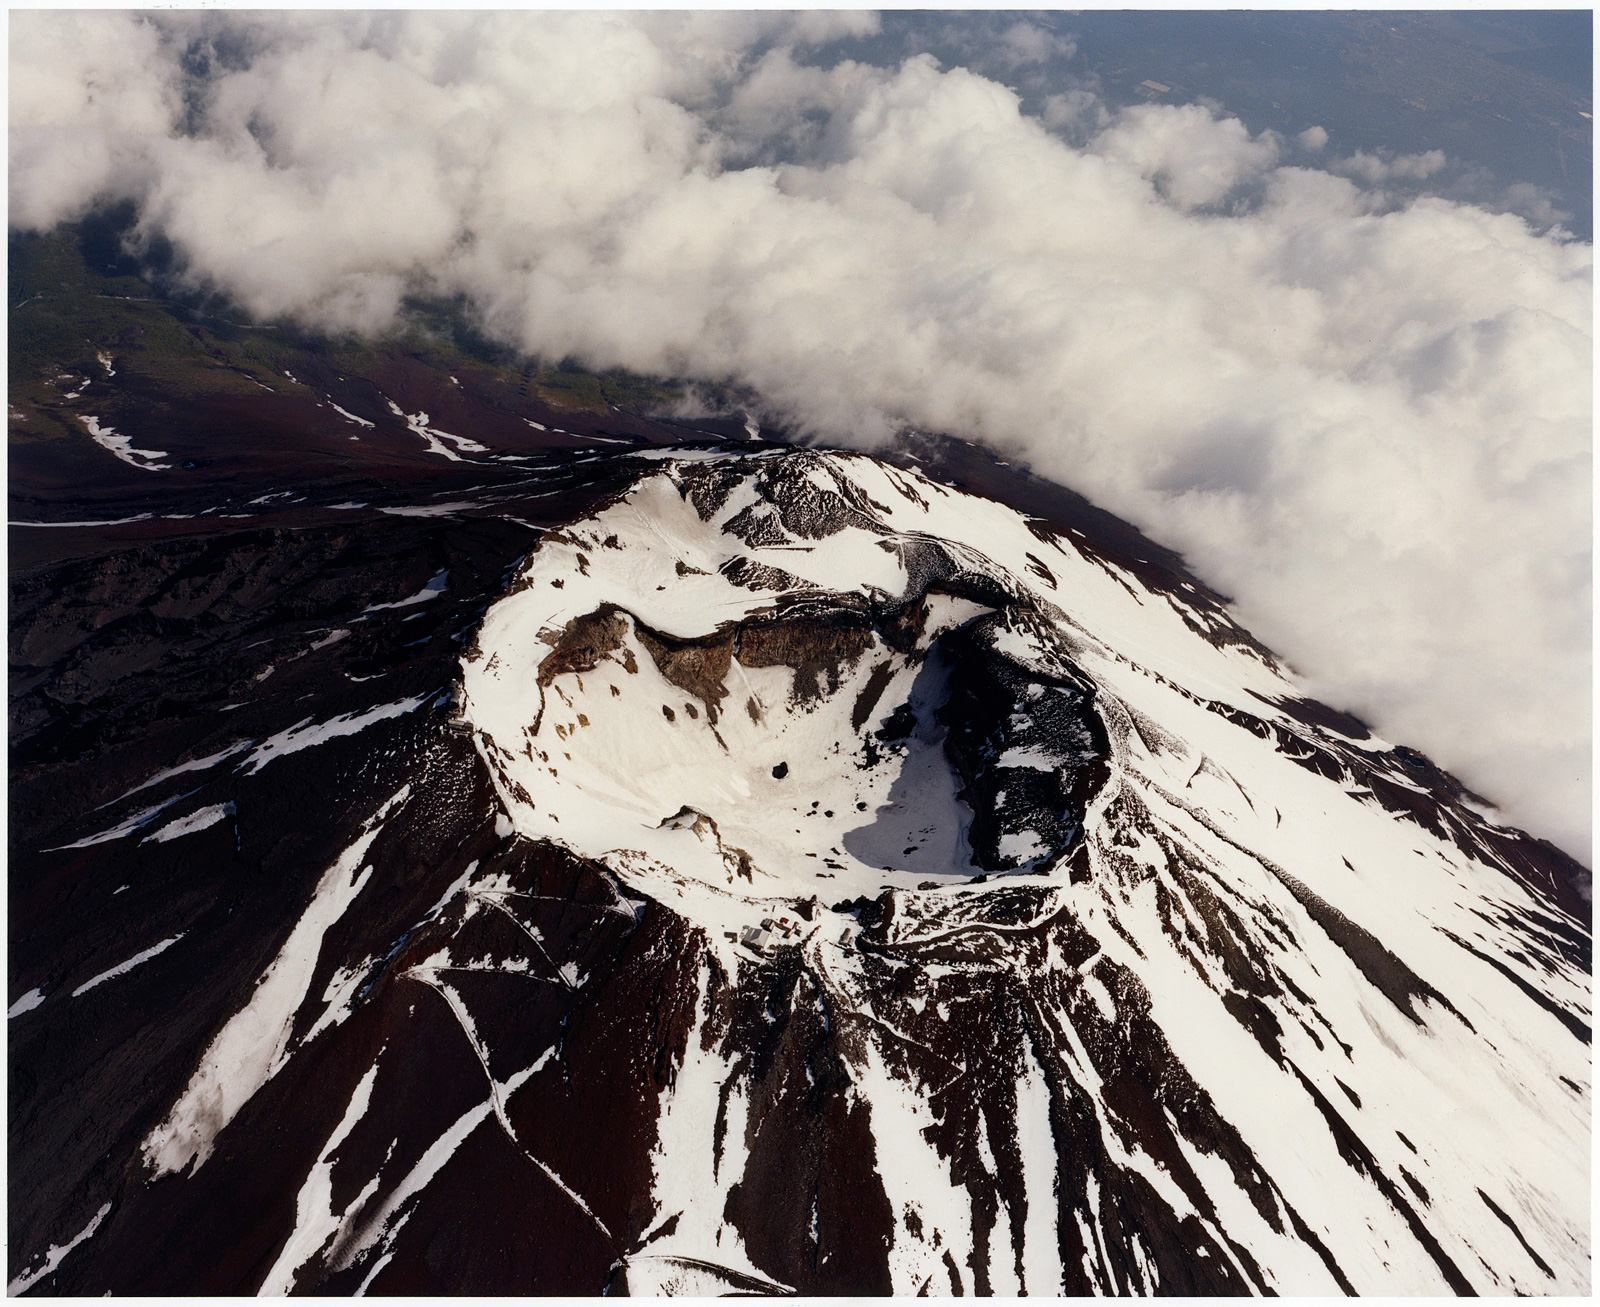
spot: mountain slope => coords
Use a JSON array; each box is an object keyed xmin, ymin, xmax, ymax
[
  {"xmin": 458, "ymin": 448, "xmax": 1589, "ymax": 1294},
  {"xmin": 8, "ymin": 443, "xmax": 1589, "ymax": 1296}
]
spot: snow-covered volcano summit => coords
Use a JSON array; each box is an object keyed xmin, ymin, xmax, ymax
[
  {"xmin": 461, "ymin": 446, "xmax": 1589, "ymax": 1293},
  {"xmin": 13, "ymin": 440, "xmax": 1586, "ymax": 1297},
  {"xmin": 462, "ymin": 450, "xmax": 1111, "ymax": 915}
]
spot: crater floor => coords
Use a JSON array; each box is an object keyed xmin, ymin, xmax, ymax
[{"xmin": 462, "ymin": 451, "xmax": 1111, "ymax": 941}]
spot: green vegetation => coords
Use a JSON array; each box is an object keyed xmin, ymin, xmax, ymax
[
  {"xmin": 9, "ymin": 210, "xmax": 695, "ymax": 432},
  {"xmin": 10, "ymin": 220, "xmax": 319, "ymax": 419},
  {"xmin": 533, "ymin": 365, "xmax": 680, "ymax": 411}
]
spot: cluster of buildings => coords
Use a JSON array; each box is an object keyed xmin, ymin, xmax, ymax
[{"xmin": 730, "ymin": 915, "xmax": 803, "ymax": 953}]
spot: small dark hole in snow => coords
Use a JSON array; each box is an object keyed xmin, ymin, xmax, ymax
[
  {"xmin": 824, "ymin": 810, "xmax": 833, "ymax": 818},
  {"xmin": 772, "ymin": 762, "xmax": 788, "ymax": 778},
  {"xmin": 684, "ymin": 703, "xmax": 698, "ymax": 719},
  {"xmin": 856, "ymin": 801, "xmax": 867, "ymax": 811},
  {"xmin": 662, "ymin": 705, "xmax": 676, "ymax": 721}
]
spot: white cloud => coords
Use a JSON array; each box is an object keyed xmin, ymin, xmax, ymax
[
  {"xmin": 1090, "ymin": 101, "xmax": 1281, "ymax": 209},
  {"xmin": 9, "ymin": 12, "xmax": 1591, "ymax": 860},
  {"xmin": 996, "ymin": 20, "xmax": 1077, "ymax": 69},
  {"xmin": 1334, "ymin": 147, "xmax": 1449, "ymax": 185},
  {"xmin": 1296, "ymin": 125, "xmax": 1329, "ymax": 152},
  {"xmin": 7, "ymin": 12, "xmax": 178, "ymax": 229},
  {"xmin": 1040, "ymin": 89, "xmax": 1110, "ymax": 137}
]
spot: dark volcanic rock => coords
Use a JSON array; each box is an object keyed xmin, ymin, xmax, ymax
[{"xmin": 8, "ymin": 429, "xmax": 1590, "ymax": 1296}]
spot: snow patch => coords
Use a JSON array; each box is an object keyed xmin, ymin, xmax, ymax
[
  {"xmin": 329, "ymin": 402, "xmax": 374, "ymax": 429},
  {"xmin": 142, "ymin": 803, "xmax": 234, "ymax": 844},
  {"xmin": 996, "ymin": 742, "xmax": 1063, "ymax": 772},
  {"xmin": 996, "ymin": 829, "xmax": 1049, "ymax": 863},
  {"xmin": 257, "ymin": 1062, "xmax": 383, "ymax": 1294},
  {"xmin": 9, "ymin": 513, "xmax": 155, "ymax": 528},
  {"xmin": 71, "ymin": 934, "xmax": 186, "ymax": 996},
  {"xmin": 80, "ymin": 415, "xmax": 169, "ymax": 470},
  {"xmin": 239, "ymin": 697, "xmax": 431, "ymax": 774},
  {"xmin": 383, "ymin": 400, "xmax": 488, "ymax": 459},
  {"xmin": 335, "ymin": 1098, "xmax": 493, "ymax": 1273},
  {"xmin": 7, "ymin": 1203, "xmax": 112, "ymax": 1295},
  {"xmin": 362, "ymin": 572, "xmax": 449, "ymax": 613},
  {"xmin": 46, "ymin": 790, "xmax": 200, "ymax": 850},
  {"xmin": 377, "ymin": 503, "xmax": 475, "ymax": 518},
  {"xmin": 141, "ymin": 790, "xmax": 407, "ymax": 1176}
]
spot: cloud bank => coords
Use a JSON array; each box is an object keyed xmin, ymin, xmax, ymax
[{"xmin": 10, "ymin": 11, "xmax": 1591, "ymax": 859}]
